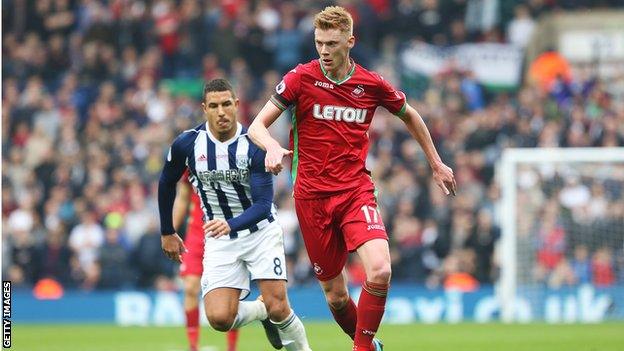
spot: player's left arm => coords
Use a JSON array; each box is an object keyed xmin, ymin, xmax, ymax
[
  {"xmin": 203, "ymin": 148, "xmax": 273, "ymax": 238},
  {"xmin": 398, "ymin": 104, "xmax": 456, "ymax": 196}
]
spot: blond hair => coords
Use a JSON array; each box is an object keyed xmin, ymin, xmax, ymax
[{"xmin": 313, "ymin": 6, "xmax": 353, "ymax": 35}]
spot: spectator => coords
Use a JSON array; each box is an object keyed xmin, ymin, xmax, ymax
[
  {"xmin": 592, "ymin": 247, "xmax": 615, "ymax": 287},
  {"xmin": 97, "ymin": 227, "xmax": 131, "ymax": 289},
  {"xmin": 529, "ymin": 50, "xmax": 573, "ymax": 92},
  {"xmin": 392, "ymin": 215, "xmax": 427, "ymax": 282},
  {"xmin": 124, "ymin": 183, "xmax": 157, "ymax": 246},
  {"xmin": 152, "ymin": 0, "xmax": 180, "ymax": 78},
  {"xmin": 548, "ymin": 259, "xmax": 577, "ymax": 288},
  {"xmin": 468, "ymin": 209, "xmax": 499, "ymax": 283},
  {"xmin": 570, "ymin": 245, "xmax": 591, "ymax": 285},
  {"xmin": 442, "ymin": 250, "xmax": 480, "ymax": 292},
  {"xmin": 33, "ymin": 224, "xmax": 73, "ymax": 286},
  {"xmin": 536, "ymin": 201, "xmax": 566, "ymax": 271},
  {"xmin": 132, "ymin": 226, "xmax": 175, "ymax": 288},
  {"xmin": 507, "ymin": 4, "xmax": 535, "ymax": 48},
  {"xmin": 68, "ymin": 209, "xmax": 104, "ymax": 286},
  {"xmin": 271, "ymin": 13, "xmax": 303, "ymax": 73},
  {"xmin": 6, "ymin": 229, "xmax": 37, "ymax": 287},
  {"xmin": 416, "ymin": 0, "xmax": 446, "ymax": 44}
]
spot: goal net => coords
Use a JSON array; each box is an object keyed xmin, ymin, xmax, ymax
[{"xmin": 499, "ymin": 148, "xmax": 624, "ymax": 323}]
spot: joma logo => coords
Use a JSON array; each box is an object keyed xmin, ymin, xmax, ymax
[{"xmin": 314, "ymin": 81, "xmax": 334, "ymax": 89}]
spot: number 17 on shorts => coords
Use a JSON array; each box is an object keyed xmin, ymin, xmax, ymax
[{"xmin": 361, "ymin": 205, "xmax": 385, "ymax": 231}]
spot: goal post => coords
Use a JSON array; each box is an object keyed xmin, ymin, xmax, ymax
[{"xmin": 499, "ymin": 147, "xmax": 624, "ymax": 323}]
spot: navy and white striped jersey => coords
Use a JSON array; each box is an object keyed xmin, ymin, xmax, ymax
[{"xmin": 158, "ymin": 122, "xmax": 276, "ymax": 238}]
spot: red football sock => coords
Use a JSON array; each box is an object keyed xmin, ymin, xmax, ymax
[
  {"xmin": 329, "ymin": 297, "xmax": 358, "ymax": 340},
  {"xmin": 227, "ymin": 329, "xmax": 239, "ymax": 351},
  {"xmin": 185, "ymin": 308, "xmax": 199, "ymax": 350},
  {"xmin": 354, "ymin": 281, "xmax": 389, "ymax": 351}
]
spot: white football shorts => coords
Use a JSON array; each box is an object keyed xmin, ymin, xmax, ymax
[{"xmin": 200, "ymin": 221, "xmax": 287, "ymax": 300}]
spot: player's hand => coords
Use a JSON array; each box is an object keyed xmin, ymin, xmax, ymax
[
  {"xmin": 265, "ymin": 145, "xmax": 293, "ymax": 175},
  {"xmin": 203, "ymin": 219, "xmax": 231, "ymax": 239},
  {"xmin": 161, "ymin": 234, "xmax": 186, "ymax": 263},
  {"xmin": 432, "ymin": 162, "xmax": 457, "ymax": 196}
]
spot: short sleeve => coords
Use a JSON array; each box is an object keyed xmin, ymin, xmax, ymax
[
  {"xmin": 377, "ymin": 74, "xmax": 407, "ymax": 118},
  {"xmin": 270, "ymin": 65, "xmax": 302, "ymax": 111}
]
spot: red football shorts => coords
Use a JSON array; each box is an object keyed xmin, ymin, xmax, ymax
[
  {"xmin": 180, "ymin": 222, "xmax": 205, "ymax": 277},
  {"xmin": 294, "ymin": 187, "xmax": 388, "ymax": 281}
]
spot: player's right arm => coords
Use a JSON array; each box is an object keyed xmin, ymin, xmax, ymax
[
  {"xmin": 158, "ymin": 133, "xmax": 192, "ymax": 262},
  {"xmin": 248, "ymin": 66, "xmax": 301, "ymax": 175},
  {"xmin": 248, "ymin": 102, "xmax": 292, "ymax": 175}
]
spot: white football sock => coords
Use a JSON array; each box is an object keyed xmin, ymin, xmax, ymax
[
  {"xmin": 271, "ymin": 310, "xmax": 312, "ymax": 351},
  {"xmin": 230, "ymin": 300, "xmax": 268, "ymax": 330}
]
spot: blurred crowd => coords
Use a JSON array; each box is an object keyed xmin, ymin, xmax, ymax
[
  {"xmin": 3, "ymin": 0, "xmax": 624, "ymax": 292},
  {"xmin": 516, "ymin": 163, "xmax": 624, "ymax": 289}
]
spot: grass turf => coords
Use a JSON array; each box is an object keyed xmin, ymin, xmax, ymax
[{"xmin": 13, "ymin": 322, "xmax": 624, "ymax": 351}]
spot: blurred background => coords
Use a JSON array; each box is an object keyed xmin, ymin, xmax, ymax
[{"xmin": 2, "ymin": 0, "xmax": 624, "ymax": 327}]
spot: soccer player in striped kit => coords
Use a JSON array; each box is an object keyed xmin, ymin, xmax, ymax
[
  {"xmin": 172, "ymin": 176, "xmax": 240, "ymax": 351},
  {"xmin": 249, "ymin": 6, "xmax": 456, "ymax": 351},
  {"xmin": 159, "ymin": 78, "xmax": 312, "ymax": 351}
]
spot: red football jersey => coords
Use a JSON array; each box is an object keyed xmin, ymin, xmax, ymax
[
  {"xmin": 270, "ymin": 59, "xmax": 406, "ymax": 199},
  {"xmin": 187, "ymin": 189, "xmax": 204, "ymax": 231},
  {"xmin": 181, "ymin": 170, "xmax": 204, "ymax": 232}
]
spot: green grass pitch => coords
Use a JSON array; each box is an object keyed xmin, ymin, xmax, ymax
[{"xmin": 14, "ymin": 322, "xmax": 624, "ymax": 351}]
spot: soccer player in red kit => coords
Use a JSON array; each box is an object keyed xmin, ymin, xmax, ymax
[
  {"xmin": 173, "ymin": 176, "xmax": 239, "ymax": 351},
  {"xmin": 249, "ymin": 6, "xmax": 456, "ymax": 351}
]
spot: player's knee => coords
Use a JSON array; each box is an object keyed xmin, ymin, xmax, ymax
[
  {"xmin": 207, "ymin": 314, "xmax": 235, "ymax": 332},
  {"xmin": 265, "ymin": 299, "xmax": 291, "ymax": 321},
  {"xmin": 367, "ymin": 261, "xmax": 392, "ymax": 283},
  {"xmin": 184, "ymin": 279, "xmax": 201, "ymax": 297},
  {"xmin": 184, "ymin": 285, "xmax": 200, "ymax": 299},
  {"xmin": 325, "ymin": 289, "xmax": 350, "ymax": 311},
  {"xmin": 261, "ymin": 291, "xmax": 290, "ymax": 320}
]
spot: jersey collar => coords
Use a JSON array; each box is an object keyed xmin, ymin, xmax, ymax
[
  {"xmin": 205, "ymin": 122, "xmax": 242, "ymax": 145},
  {"xmin": 319, "ymin": 58, "xmax": 356, "ymax": 85}
]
